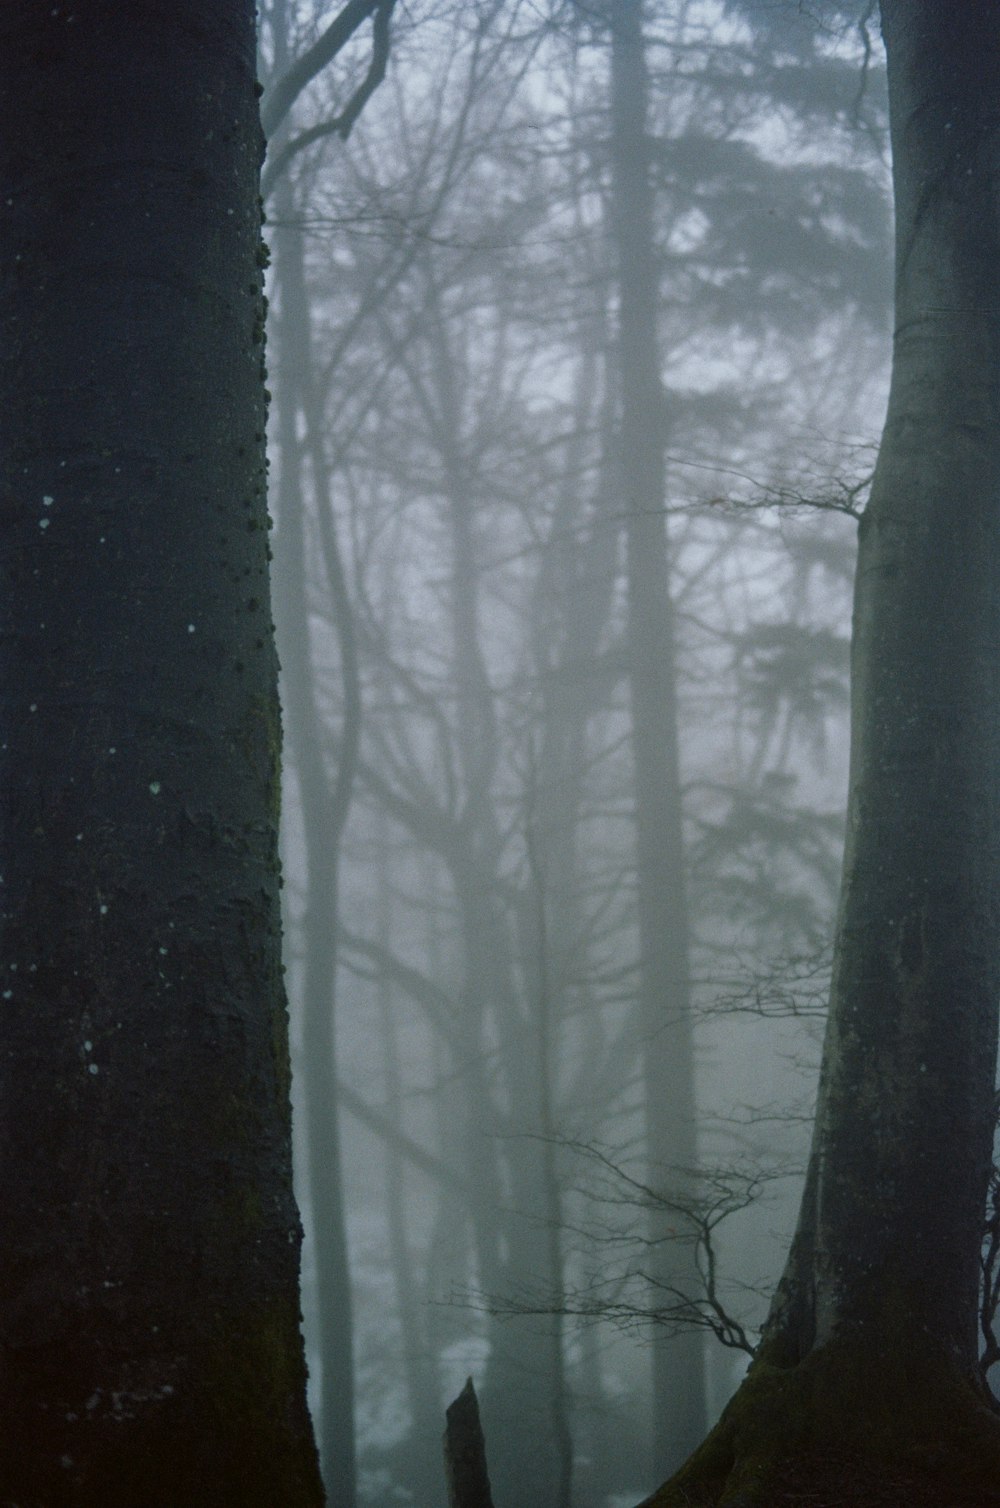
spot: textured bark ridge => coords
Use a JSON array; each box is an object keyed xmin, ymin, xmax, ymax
[
  {"xmin": 0, "ymin": 3, "xmax": 322, "ymax": 1502},
  {"xmin": 641, "ymin": 1, "xmax": 1000, "ymax": 1502}
]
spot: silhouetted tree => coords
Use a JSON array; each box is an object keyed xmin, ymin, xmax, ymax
[{"xmin": 0, "ymin": 4, "xmax": 322, "ymax": 1503}]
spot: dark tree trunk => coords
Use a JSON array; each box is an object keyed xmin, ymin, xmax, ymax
[
  {"xmin": 646, "ymin": 4, "xmax": 1000, "ymax": 1501},
  {"xmin": 444, "ymin": 1379, "xmax": 495, "ymax": 1508},
  {"xmin": 0, "ymin": 5, "xmax": 322, "ymax": 1503},
  {"xmin": 607, "ymin": 0, "xmax": 706, "ymax": 1478}
]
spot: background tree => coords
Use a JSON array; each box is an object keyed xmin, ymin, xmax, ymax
[
  {"xmin": 0, "ymin": 3, "xmax": 321, "ymax": 1503},
  {"xmin": 608, "ymin": 0, "xmax": 706, "ymax": 1469}
]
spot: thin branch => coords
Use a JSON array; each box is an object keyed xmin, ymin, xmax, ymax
[
  {"xmin": 262, "ymin": 0, "xmax": 397, "ymax": 197},
  {"xmin": 263, "ymin": 0, "xmax": 386, "ymax": 136},
  {"xmin": 850, "ymin": 2, "xmax": 879, "ymax": 129},
  {"xmin": 337, "ymin": 1078, "xmax": 471, "ymax": 1199},
  {"xmin": 466, "ymin": 1138, "xmax": 770, "ymax": 1360}
]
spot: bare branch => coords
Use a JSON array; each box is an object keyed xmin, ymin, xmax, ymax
[
  {"xmin": 463, "ymin": 1138, "xmax": 775, "ymax": 1361},
  {"xmin": 336, "ymin": 1078, "xmax": 471, "ymax": 1199},
  {"xmin": 262, "ymin": 0, "xmax": 397, "ymax": 197}
]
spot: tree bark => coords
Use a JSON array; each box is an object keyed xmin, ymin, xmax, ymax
[
  {"xmin": 645, "ymin": 3, "xmax": 1000, "ymax": 1500},
  {"xmin": 0, "ymin": 4, "xmax": 322, "ymax": 1503}
]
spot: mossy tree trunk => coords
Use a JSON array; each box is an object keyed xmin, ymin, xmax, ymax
[
  {"xmin": 0, "ymin": 4, "xmax": 323, "ymax": 1503},
  {"xmin": 645, "ymin": 3, "xmax": 1000, "ymax": 1501}
]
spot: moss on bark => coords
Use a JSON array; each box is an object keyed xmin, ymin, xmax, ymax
[{"xmin": 642, "ymin": 1336, "xmax": 1000, "ymax": 1507}]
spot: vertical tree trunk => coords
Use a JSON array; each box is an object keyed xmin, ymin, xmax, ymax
[
  {"xmin": 526, "ymin": 816, "xmax": 575, "ymax": 1508},
  {"xmin": 0, "ymin": 4, "xmax": 322, "ymax": 1503},
  {"xmin": 272, "ymin": 189, "xmax": 360, "ymax": 1504},
  {"xmin": 607, "ymin": 0, "xmax": 707, "ymax": 1477},
  {"xmin": 647, "ymin": 4, "xmax": 1000, "ymax": 1501},
  {"xmin": 776, "ymin": 0, "xmax": 1000, "ymax": 1374},
  {"xmin": 412, "ymin": 286, "xmax": 571, "ymax": 1506},
  {"xmin": 374, "ymin": 817, "xmax": 443, "ymax": 1498}
]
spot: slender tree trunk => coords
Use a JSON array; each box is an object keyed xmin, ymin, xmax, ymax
[
  {"xmin": 647, "ymin": 4, "xmax": 1000, "ymax": 1501},
  {"xmin": 272, "ymin": 196, "xmax": 360, "ymax": 1503},
  {"xmin": 374, "ymin": 818, "xmax": 442, "ymax": 1497},
  {"xmin": 454, "ymin": 854, "xmax": 568, "ymax": 1507},
  {"xmin": 0, "ymin": 4, "xmax": 322, "ymax": 1502},
  {"xmin": 526, "ymin": 810, "xmax": 575, "ymax": 1508},
  {"xmin": 607, "ymin": 0, "xmax": 706, "ymax": 1477},
  {"xmin": 413, "ymin": 289, "xmax": 569, "ymax": 1506}
]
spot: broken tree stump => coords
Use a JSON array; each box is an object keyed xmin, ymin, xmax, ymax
[{"xmin": 443, "ymin": 1377, "xmax": 495, "ymax": 1508}]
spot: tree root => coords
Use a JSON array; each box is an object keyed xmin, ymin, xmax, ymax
[{"xmin": 638, "ymin": 1339, "xmax": 1000, "ymax": 1507}]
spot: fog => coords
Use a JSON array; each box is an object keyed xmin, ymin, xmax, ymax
[{"xmin": 258, "ymin": 3, "xmax": 891, "ymax": 1503}]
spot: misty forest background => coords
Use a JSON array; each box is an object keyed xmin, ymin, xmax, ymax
[{"xmin": 258, "ymin": 4, "xmax": 902, "ymax": 1504}]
